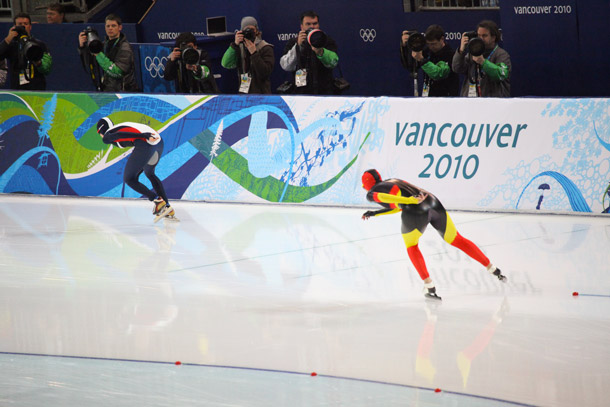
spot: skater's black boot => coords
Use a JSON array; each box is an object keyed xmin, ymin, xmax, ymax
[
  {"xmin": 490, "ymin": 266, "xmax": 507, "ymax": 282},
  {"xmin": 424, "ymin": 284, "xmax": 442, "ymax": 301}
]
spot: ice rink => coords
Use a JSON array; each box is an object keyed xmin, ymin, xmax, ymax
[{"xmin": 1, "ymin": 194, "xmax": 609, "ymax": 407}]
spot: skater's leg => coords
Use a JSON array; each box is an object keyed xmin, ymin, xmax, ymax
[
  {"xmin": 403, "ymin": 230, "xmax": 429, "ymax": 280},
  {"xmin": 450, "ymin": 232, "xmax": 491, "ymax": 267},
  {"xmin": 401, "ymin": 210, "xmax": 441, "ymax": 299},
  {"xmin": 143, "ymin": 142, "xmax": 170, "ymax": 204},
  {"xmin": 430, "ymin": 209, "xmax": 506, "ymax": 281},
  {"xmin": 143, "ymin": 165, "xmax": 169, "ymax": 204},
  {"xmin": 429, "ymin": 207, "xmax": 491, "ymax": 267},
  {"xmin": 123, "ymin": 147, "xmax": 156, "ymax": 200}
]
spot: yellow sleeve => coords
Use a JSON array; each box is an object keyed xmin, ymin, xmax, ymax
[{"xmin": 375, "ymin": 193, "xmax": 419, "ymax": 205}]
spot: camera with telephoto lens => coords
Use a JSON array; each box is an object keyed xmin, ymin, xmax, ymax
[
  {"xmin": 242, "ymin": 27, "xmax": 256, "ymax": 42},
  {"xmin": 84, "ymin": 26, "xmax": 103, "ymax": 54},
  {"xmin": 180, "ymin": 42, "xmax": 201, "ymax": 65},
  {"xmin": 13, "ymin": 25, "xmax": 44, "ymax": 62},
  {"xmin": 406, "ymin": 31, "xmax": 426, "ymax": 52},
  {"xmin": 305, "ymin": 28, "xmax": 327, "ymax": 48},
  {"xmin": 464, "ymin": 31, "xmax": 485, "ymax": 57}
]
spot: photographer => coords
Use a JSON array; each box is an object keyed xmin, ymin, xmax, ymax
[
  {"xmin": 46, "ymin": 3, "xmax": 67, "ymax": 24},
  {"xmin": 0, "ymin": 13, "xmax": 52, "ymax": 91},
  {"xmin": 78, "ymin": 14, "xmax": 138, "ymax": 92},
  {"xmin": 452, "ymin": 20, "xmax": 511, "ymax": 97},
  {"xmin": 400, "ymin": 25, "xmax": 458, "ymax": 97},
  {"xmin": 279, "ymin": 10, "xmax": 339, "ymax": 95},
  {"xmin": 221, "ymin": 16, "xmax": 274, "ymax": 94},
  {"xmin": 163, "ymin": 32, "xmax": 218, "ymax": 94}
]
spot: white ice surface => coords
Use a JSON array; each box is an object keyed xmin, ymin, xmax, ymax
[{"xmin": 1, "ymin": 195, "xmax": 609, "ymax": 407}]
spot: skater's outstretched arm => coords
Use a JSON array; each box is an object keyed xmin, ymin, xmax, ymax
[
  {"xmin": 362, "ymin": 208, "xmax": 401, "ymax": 220},
  {"xmin": 102, "ymin": 131, "xmax": 156, "ymax": 146}
]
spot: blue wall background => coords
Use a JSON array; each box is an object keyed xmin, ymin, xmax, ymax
[{"xmin": 1, "ymin": 0, "xmax": 608, "ymax": 97}]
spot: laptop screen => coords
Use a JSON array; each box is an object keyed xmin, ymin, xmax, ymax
[{"xmin": 207, "ymin": 16, "xmax": 227, "ymax": 35}]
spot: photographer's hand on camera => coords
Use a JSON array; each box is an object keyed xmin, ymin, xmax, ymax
[
  {"xmin": 169, "ymin": 47, "xmax": 181, "ymax": 62},
  {"xmin": 234, "ymin": 31, "xmax": 244, "ymax": 46},
  {"xmin": 401, "ymin": 31, "xmax": 410, "ymax": 47},
  {"xmin": 311, "ymin": 45, "xmax": 324, "ymax": 57},
  {"xmin": 78, "ymin": 31, "xmax": 87, "ymax": 48},
  {"xmin": 185, "ymin": 63, "xmax": 201, "ymax": 74},
  {"xmin": 459, "ymin": 33, "xmax": 470, "ymax": 54},
  {"xmin": 411, "ymin": 50, "xmax": 425, "ymax": 63},
  {"xmin": 244, "ymin": 38, "xmax": 256, "ymax": 55},
  {"xmin": 297, "ymin": 30, "xmax": 307, "ymax": 47},
  {"xmin": 5, "ymin": 26, "xmax": 19, "ymax": 45}
]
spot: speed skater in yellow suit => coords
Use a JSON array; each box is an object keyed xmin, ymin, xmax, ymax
[{"xmin": 361, "ymin": 169, "xmax": 506, "ymax": 300}]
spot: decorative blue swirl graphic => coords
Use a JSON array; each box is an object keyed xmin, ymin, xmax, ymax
[
  {"xmin": 594, "ymin": 122, "xmax": 610, "ymax": 152},
  {"xmin": 516, "ymin": 171, "xmax": 591, "ymax": 212}
]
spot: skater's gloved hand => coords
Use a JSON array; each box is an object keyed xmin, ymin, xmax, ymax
[
  {"xmin": 144, "ymin": 132, "xmax": 161, "ymax": 145},
  {"xmin": 414, "ymin": 193, "xmax": 428, "ymax": 204},
  {"xmin": 362, "ymin": 211, "xmax": 375, "ymax": 220}
]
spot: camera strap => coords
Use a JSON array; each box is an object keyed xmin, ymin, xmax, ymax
[
  {"xmin": 294, "ymin": 44, "xmax": 308, "ymax": 87},
  {"xmin": 469, "ymin": 45, "xmax": 498, "ymax": 97}
]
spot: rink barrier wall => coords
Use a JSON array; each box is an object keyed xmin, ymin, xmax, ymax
[{"xmin": 0, "ymin": 92, "xmax": 608, "ymax": 214}]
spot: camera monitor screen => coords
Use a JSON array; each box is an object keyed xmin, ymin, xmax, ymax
[{"xmin": 206, "ymin": 16, "xmax": 232, "ymax": 37}]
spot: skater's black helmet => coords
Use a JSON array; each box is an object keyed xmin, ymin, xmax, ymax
[
  {"xmin": 362, "ymin": 169, "xmax": 382, "ymax": 191},
  {"xmin": 97, "ymin": 117, "xmax": 113, "ymax": 135}
]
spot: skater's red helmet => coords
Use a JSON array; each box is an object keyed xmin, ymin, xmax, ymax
[
  {"xmin": 97, "ymin": 117, "xmax": 113, "ymax": 135},
  {"xmin": 362, "ymin": 169, "xmax": 381, "ymax": 191}
]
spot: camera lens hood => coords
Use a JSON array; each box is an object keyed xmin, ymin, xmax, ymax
[
  {"xmin": 406, "ymin": 32, "xmax": 425, "ymax": 53},
  {"xmin": 307, "ymin": 29, "xmax": 327, "ymax": 49},
  {"xmin": 467, "ymin": 37, "xmax": 485, "ymax": 57}
]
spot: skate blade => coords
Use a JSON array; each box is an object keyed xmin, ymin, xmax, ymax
[
  {"xmin": 164, "ymin": 215, "xmax": 180, "ymax": 222},
  {"xmin": 425, "ymin": 293, "xmax": 442, "ymax": 301},
  {"xmin": 495, "ymin": 273, "xmax": 507, "ymax": 282},
  {"xmin": 154, "ymin": 206, "xmax": 174, "ymax": 223}
]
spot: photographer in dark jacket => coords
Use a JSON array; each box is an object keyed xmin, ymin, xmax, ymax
[
  {"xmin": 163, "ymin": 32, "xmax": 218, "ymax": 94},
  {"xmin": 400, "ymin": 25, "xmax": 458, "ymax": 97},
  {"xmin": 221, "ymin": 16, "xmax": 274, "ymax": 94},
  {"xmin": 452, "ymin": 20, "xmax": 511, "ymax": 97},
  {"xmin": 0, "ymin": 13, "xmax": 52, "ymax": 90},
  {"xmin": 280, "ymin": 10, "xmax": 338, "ymax": 95},
  {"xmin": 78, "ymin": 14, "xmax": 138, "ymax": 92}
]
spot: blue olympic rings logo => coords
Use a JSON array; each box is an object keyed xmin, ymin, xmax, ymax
[
  {"xmin": 360, "ymin": 29, "xmax": 376, "ymax": 42},
  {"xmin": 144, "ymin": 56, "xmax": 167, "ymax": 78}
]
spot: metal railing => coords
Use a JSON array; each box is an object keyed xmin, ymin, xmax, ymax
[
  {"xmin": 404, "ymin": 0, "xmax": 500, "ymax": 11},
  {"xmin": 0, "ymin": 0, "xmax": 12, "ymax": 12}
]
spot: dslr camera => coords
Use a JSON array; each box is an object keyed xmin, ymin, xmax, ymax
[
  {"xmin": 179, "ymin": 42, "xmax": 201, "ymax": 65},
  {"xmin": 305, "ymin": 28, "xmax": 327, "ymax": 48},
  {"xmin": 13, "ymin": 25, "xmax": 44, "ymax": 62},
  {"xmin": 464, "ymin": 31, "xmax": 485, "ymax": 57},
  {"xmin": 406, "ymin": 31, "xmax": 426, "ymax": 53},
  {"xmin": 242, "ymin": 27, "xmax": 256, "ymax": 42},
  {"xmin": 84, "ymin": 26, "xmax": 103, "ymax": 54}
]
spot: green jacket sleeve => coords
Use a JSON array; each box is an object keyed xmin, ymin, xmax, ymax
[
  {"xmin": 421, "ymin": 60, "xmax": 449, "ymax": 81},
  {"xmin": 481, "ymin": 59, "xmax": 510, "ymax": 81},
  {"xmin": 221, "ymin": 45, "xmax": 238, "ymax": 69},
  {"xmin": 317, "ymin": 48, "xmax": 338, "ymax": 69},
  {"xmin": 95, "ymin": 52, "xmax": 124, "ymax": 78},
  {"xmin": 192, "ymin": 65, "xmax": 211, "ymax": 80},
  {"xmin": 37, "ymin": 53, "xmax": 52, "ymax": 75}
]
